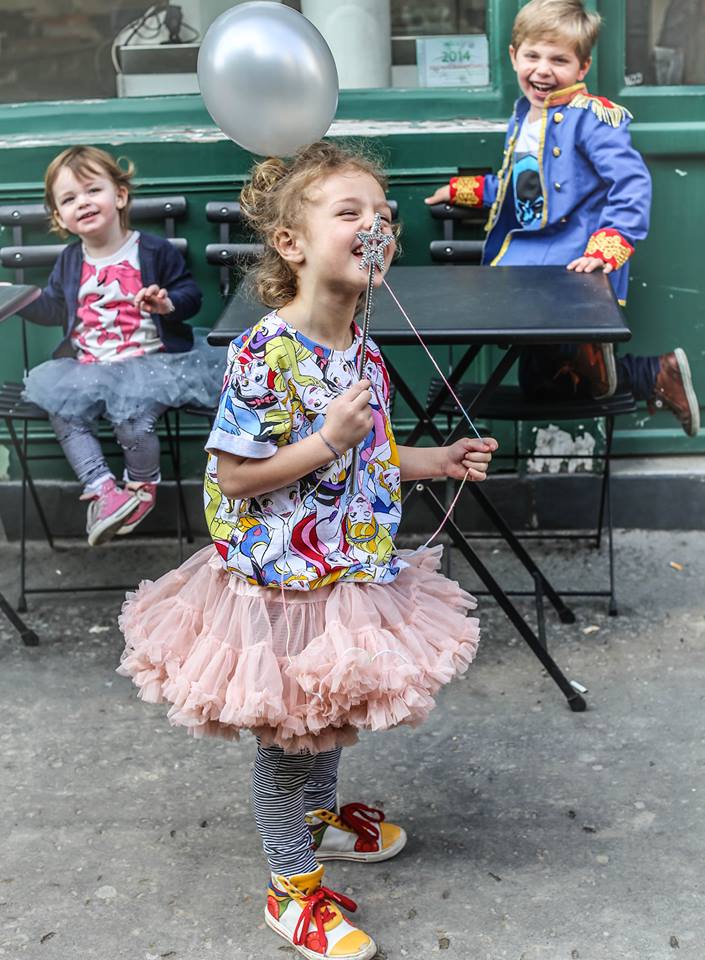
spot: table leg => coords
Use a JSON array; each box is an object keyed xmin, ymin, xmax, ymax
[
  {"xmin": 5, "ymin": 417, "xmax": 54, "ymax": 548},
  {"xmin": 419, "ymin": 482, "xmax": 587, "ymax": 712},
  {"xmin": 401, "ymin": 344, "xmax": 481, "ymax": 447},
  {"xmin": 435, "ymin": 346, "xmax": 577, "ymax": 624},
  {"xmin": 383, "ymin": 354, "xmax": 447, "ymax": 446},
  {"xmin": 0, "ymin": 591, "xmax": 39, "ymax": 646},
  {"xmin": 385, "ymin": 344, "xmax": 584, "ymax": 699},
  {"xmin": 385, "ymin": 349, "xmax": 576, "ymax": 618},
  {"xmin": 469, "ymin": 485, "xmax": 576, "ymax": 625}
]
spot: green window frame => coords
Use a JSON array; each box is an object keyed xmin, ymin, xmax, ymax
[{"xmin": 3, "ymin": 1, "xmax": 701, "ymax": 147}]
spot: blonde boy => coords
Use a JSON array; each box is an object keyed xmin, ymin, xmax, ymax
[{"xmin": 426, "ymin": 0, "xmax": 699, "ymax": 436}]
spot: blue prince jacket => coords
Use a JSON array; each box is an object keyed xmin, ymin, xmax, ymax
[
  {"xmin": 19, "ymin": 231, "xmax": 202, "ymax": 358},
  {"xmin": 449, "ymin": 83, "xmax": 652, "ymax": 305}
]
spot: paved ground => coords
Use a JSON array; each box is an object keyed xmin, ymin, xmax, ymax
[{"xmin": 1, "ymin": 530, "xmax": 703, "ymax": 960}]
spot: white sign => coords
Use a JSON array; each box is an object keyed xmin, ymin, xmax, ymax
[{"xmin": 416, "ymin": 35, "xmax": 490, "ymax": 88}]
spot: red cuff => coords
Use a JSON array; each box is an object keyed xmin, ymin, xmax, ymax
[
  {"xmin": 584, "ymin": 228, "xmax": 634, "ymax": 270},
  {"xmin": 449, "ymin": 175, "xmax": 484, "ymax": 207}
]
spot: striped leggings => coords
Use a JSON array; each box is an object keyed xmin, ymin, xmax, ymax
[{"xmin": 252, "ymin": 742, "xmax": 342, "ymax": 876}]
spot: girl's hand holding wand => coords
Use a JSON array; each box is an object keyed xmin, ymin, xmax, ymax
[
  {"xmin": 321, "ymin": 379, "xmax": 374, "ymax": 455},
  {"xmin": 215, "ymin": 380, "xmax": 374, "ymax": 500},
  {"xmin": 134, "ymin": 284, "xmax": 175, "ymax": 315}
]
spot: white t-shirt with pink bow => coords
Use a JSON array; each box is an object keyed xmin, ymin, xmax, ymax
[{"xmin": 70, "ymin": 231, "xmax": 163, "ymax": 364}]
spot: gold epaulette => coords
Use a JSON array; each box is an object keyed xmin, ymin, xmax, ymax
[{"xmin": 568, "ymin": 92, "xmax": 633, "ymax": 128}]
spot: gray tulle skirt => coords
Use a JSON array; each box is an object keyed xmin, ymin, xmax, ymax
[{"xmin": 22, "ymin": 330, "xmax": 225, "ymax": 424}]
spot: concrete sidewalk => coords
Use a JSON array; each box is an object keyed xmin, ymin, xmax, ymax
[{"xmin": 1, "ymin": 531, "xmax": 703, "ymax": 960}]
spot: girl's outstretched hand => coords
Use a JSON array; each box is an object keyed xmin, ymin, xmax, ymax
[
  {"xmin": 135, "ymin": 284, "xmax": 175, "ymax": 315},
  {"xmin": 442, "ymin": 437, "xmax": 498, "ymax": 481},
  {"xmin": 323, "ymin": 379, "xmax": 374, "ymax": 454}
]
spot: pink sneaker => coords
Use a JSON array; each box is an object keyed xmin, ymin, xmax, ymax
[
  {"xmin": 85, "ymin": 478, "xmax": 139, "ymax": 547},
  {"xmin": 116, "ymin": 483, "xmax": 157, "ymax": 536}
]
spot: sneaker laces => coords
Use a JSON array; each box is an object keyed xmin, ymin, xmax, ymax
[
  {"xmin": 339, "ymin": 802, "xmax": 385, "ymax": 842},
  {"xmin": 288, "ymin": 883, "xmax": 358, "ymax": 950}
]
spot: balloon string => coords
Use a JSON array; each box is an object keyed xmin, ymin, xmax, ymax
[
  {"xmin": 380, "ymin": 276, "xmax": 488, "ymax": 553},
  {"xmin": 420, "ymin": 469, "xmax": 470, "ymax": 550},
  {"xmin": 381, "ymin": 278, "xmax": 484, "ymax": 442}
]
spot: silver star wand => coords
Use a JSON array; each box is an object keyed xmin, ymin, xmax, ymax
[{"xmin": 349, "ymin": 213, "xmax": 394, "ymax": 493}]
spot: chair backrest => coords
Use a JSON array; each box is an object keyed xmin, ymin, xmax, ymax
[
  {"xmin": 206, "ymin": 198, "xmax": 400, "ymax": 298},
  {"xmin": 428, "ymin": 199, "xmax": 486, "ymax": 265},
  {"xmin": 0, "ymin": 195, "xmax": 189, "ymax": 282},
  {"xmin": 205, "ymin": 201, "xmax": 263, "ymax": 298}
]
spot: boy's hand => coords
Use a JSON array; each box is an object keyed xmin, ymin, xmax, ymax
[
  {"xmin": 323, "ymin": 379, "xmax": 373, "ymax": 454},
  {"xmin": 567, "ymin": 256, "xmax": 614, "ymax": 276},
  {"xmin": 424, "ymin": 185, "xmax": 452, "ymax": 206},
  {"xmin": 441, "ymin": 437, "xmax": 498, "ymax": 482},
  {"xmin": 134, "ymin": 284, "xmax": 175, "ymax": 315}
]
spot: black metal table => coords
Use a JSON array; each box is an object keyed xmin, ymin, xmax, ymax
[
  {"xmin": 0, "ymin": 284, "xmax": 41, "ymax": 645},
  {"xmin": 208, "ymin": 266, "xmax": 632, "ymax": 712}
]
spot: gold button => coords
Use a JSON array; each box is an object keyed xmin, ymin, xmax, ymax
[
  {"xmin": 553, "ymin": 146, "xmax": 561, "ymax": 157},
  {"xmin": 554, "ymin": 112, "xmax": 564, "ymax": 123},
  {"xmin": 554, "ymin": 182, "xmax": 561, "ymax": 190}
]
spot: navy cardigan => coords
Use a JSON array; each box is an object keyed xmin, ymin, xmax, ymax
[{"xmin": 19, "ymin": 232, "xmax": 203, "ymax": 357}]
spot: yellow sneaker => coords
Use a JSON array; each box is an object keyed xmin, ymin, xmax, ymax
[
  {"xmin": 265, "ymin": 866, "xmax": 376, "ymax": 960},
  {"xmin": 307, "ymin": 803, "xmax": 407, "ymax": 863}
]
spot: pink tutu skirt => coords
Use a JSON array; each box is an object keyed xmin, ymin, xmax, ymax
[{"xmin": 117, "ymin": 544, "xmax": 480, "ymax": 754}]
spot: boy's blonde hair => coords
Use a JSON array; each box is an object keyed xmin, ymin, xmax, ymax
[
  {"xmin": 240, "ymin": 140, "xmax": 394, "ymax": 309},
  {"xmin": 512, "ymin": 0, "xmax": 601, "ymax": 65},
  {"xmin": 44, "ymin": 145, "xmax": 135, "ymax": 237}
]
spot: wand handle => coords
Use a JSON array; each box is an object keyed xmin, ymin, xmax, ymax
[{"xmin": 349, "ymin": 259, "xmax": 376, "ymax": 492}]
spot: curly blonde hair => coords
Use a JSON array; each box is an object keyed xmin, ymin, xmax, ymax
[
  {"xmin": 512, "ymin": 0, "xmax": 601, "ymax": 65},
  {"xmin": 239, "ymin": 140, "xmax": 394, "ymax": 309},
  {"xmin": 44, "ymin": 145, "xmax": 135, "ymax": 237}
]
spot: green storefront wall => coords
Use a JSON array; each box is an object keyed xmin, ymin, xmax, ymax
[{"xmin": 0, "ymin": 0, "xmax": 702, "ymax": 483}]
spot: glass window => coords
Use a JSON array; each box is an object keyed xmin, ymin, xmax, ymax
[
  {"xmin": 0, "ymin": 1, "xmax": 227, "ymax": 104},
  {"xmin": 626, "ymin": 0, "xmax": 705, "ymax": 86},
  {"xmin": 391, "ymin": 0, "xmax": 487, "ymax": 87},
  {"xmin": 0, "ymin": 0, "xmax": 489, "ymax": 104},
  {"xmin": 0, "ymin": 3, "xmax": 156, "ymax": 103}
]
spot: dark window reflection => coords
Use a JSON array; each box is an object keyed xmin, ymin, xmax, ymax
[
  {"xmin": 626, "ymin": 0, "xmax": 705, "ymax": 85},
  {"xmin": 0, "ymin": 0, "xmax": 489, "ymax": 105},
  {"xmin": 0, "ymin": 4, "xmax": 157, "ymax": 104},
  {"xmin": 391, "ymin": 0, "xmax": 486, "ymax": 36}
]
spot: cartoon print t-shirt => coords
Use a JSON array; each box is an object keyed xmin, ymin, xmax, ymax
[
  {"xmin": 204, "ymin": 311, "xmax": 403, "ymax": 591},
  {"xmin": 512, "ymin": 116, "xmax": 543, "ymax": 229},
  {"xmin": 71, "ymin": 231, "xmax": 163, "ymax": 363}
]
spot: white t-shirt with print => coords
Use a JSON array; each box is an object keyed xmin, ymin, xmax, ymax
[{"xmin": 71, "ymin": 231, "xmax": 163, "ymax": 364}]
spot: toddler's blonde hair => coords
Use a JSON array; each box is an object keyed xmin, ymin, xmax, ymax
[
  {"xmin": 512, "ymin": 0, "xmax": 602, "ymax": 65},
  {"xmin": 239, "ymin": 140, "xmax": 394, "ymax": 309},
  {"xmin": 44, "ymin": 145, "xmax": 135, "ymax": 237}
]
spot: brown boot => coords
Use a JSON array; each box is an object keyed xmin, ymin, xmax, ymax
[
  {"xmin": 572, "ymin": 343, "xmax": 617, "ymax": 399},
  {"xmin": 648, "ymin": 348, "xmax": 700, "ymax": 437}
]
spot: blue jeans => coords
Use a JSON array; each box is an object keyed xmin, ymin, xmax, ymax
[
  {"xmin": 518, "ymin": 345, "xmax": 660, "ymax": 402},
  {"xmin": 50, "ymin": 400, "xmax": 168, "ymax": 491}
]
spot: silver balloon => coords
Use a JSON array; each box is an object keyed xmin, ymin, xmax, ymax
[{"xmin": 197, "ymin": 2, "xmax": 339, "ymax": 157}]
